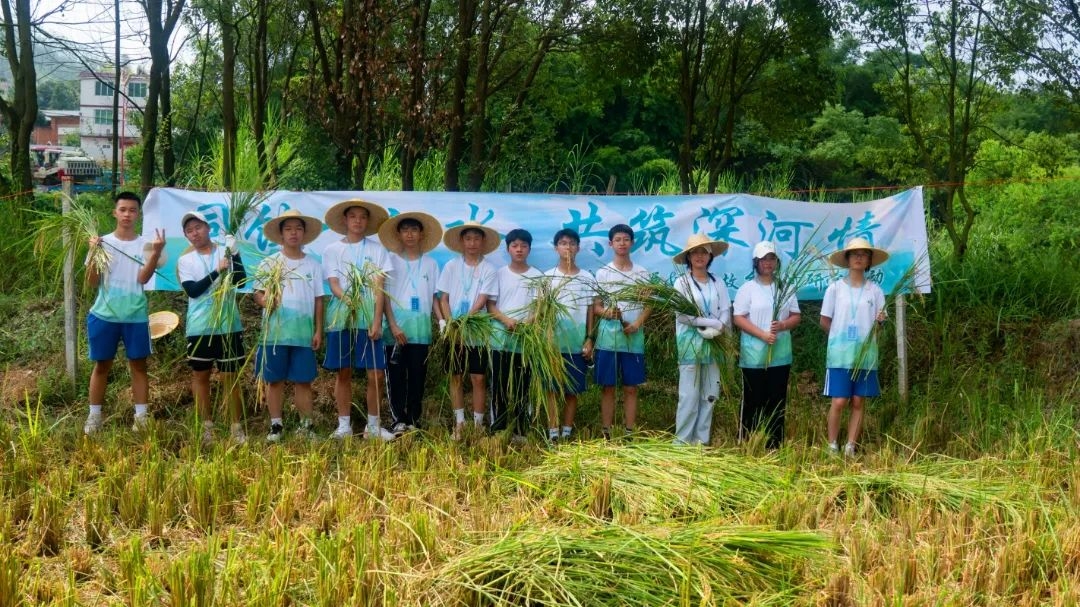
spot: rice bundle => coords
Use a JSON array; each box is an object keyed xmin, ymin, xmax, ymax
[
  {"xmin": 252, "ymin": 256, "xmax": 292, "ymax": 339},
  {"xmin": 33, "ymin": 196, "xmax": 111, "ymax": 280},
  {"xmin": 515, "ymin": 440, "xmax": 792, "ymax": 520},
  {"xmin": 336, "ymin": 260, "xmax": 388, "ymax": 329},
  {"xmin": 850, "ymin": 259, "xmax": 926, "ymax": 378},
  {"xmin": 770, "ymin": 240, "xmax": 831, "ymax": 366},
  {"xmin": 427, "ymin": 520, "xmax": 830, "ymax": 605},
  {"xmin": 514, "ymin": 276, "xmax": 574, "ymax": 415},
  {"xmin": 434, "ymin": 312, "xmax": 496, "ymax": 374}
]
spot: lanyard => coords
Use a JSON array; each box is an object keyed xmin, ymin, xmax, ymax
[
  {"xmin": 404, "ymin": 254, "xmax": 423, "ymax": 297},
  {"xmin": 690, "ymin": 274, "xmax": 715, "ymax": 318},
  {"xmin": 460, "ymin": 256, "xmax": 483, "ymax": 309},
  {"xmin": 846, "ymin": 278, "xmax": 866, "ymax": 323}
]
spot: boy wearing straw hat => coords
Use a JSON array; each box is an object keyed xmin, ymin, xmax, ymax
[
  {"xmin": 83, "ymin": 191, "xmax": 166, "ymax": 435},
  {"xmin": 436, "ymin": 221, "xmax": 500, "ymax": 439},
  {"xmin": 177, "ymin": 210, "xmax": 248, "ymax": 444},
  {"xmin": 254, "ymin": 209, "xmax": 325, "ymax": 442},
  {"xmin": 379, "ymin": 212, "xmax": 444, "ymax": 433},
  {"xmin": 672, "ymin": 234, "xmax": 731, "ymax": 446},
  {"xmin": 593, "ymin": 224, "xmax": 651, "ymax": 439},
  {"xmin": 488, "ymin": 228, "xmax": 543, "ymax": 442},
  {"xmin": 820, "ymin": 237, "xmax": 888, "ymax": 457},
  {"xmin": 322, "ymin": 200, "xmax": 396, "ymax": 441},
  {"xmin": 543, "ymin": 228, "xmax": 595, "ymax": 443}
]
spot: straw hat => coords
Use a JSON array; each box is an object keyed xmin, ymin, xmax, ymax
[
  {"xmin": 672, "ymin": 233, "xmax": 729, "ymax": 265},
  {"xmin": 378, "ymin": 211, "xmax": 443, "ymax": 254},
  {"xmin": 324, "ymin": 199, "xmax": 389, "ymax": 237},
  {"xmin": 262, "ymin": 209, "xmax": 323, "ymax": 246},
  {"xmin": 148, "ymin": 311, "xmax": 180, "ymax": 340},
  {"xmin": 828, "ymin": 237, "xmax": 890, "ymax": 268},
  {"xmin": 442, "ymin": 221, "xmax": 500, "ymax": 255}
]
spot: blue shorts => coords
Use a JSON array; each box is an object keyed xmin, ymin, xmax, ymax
[
  {"xmin": 87, "ymin": 313, "xmax": 151, "ymax": 361},
  {"xmin": 823, "ymin": 368, "xmax": 880, "ymax": 398},
  {"xmin": 594, "ymin": 350, "xmax": 645, "ymax": 387},
  {"xmin": 256, "ymin": 345, "xmax": 318, "ymax": 383},
  {"xmin": 323, "ymin": 329, "xmax": 386, "ymax": 370},
  {"xmin": 551, "ymin": 353, "xmax": 588, "ymax": 394}
]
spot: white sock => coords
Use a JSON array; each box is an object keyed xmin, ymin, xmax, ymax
[
  {"xmin": 337, "ymin": 416, "xmax": 351, "ymax": 430},
  {"xmin": 271, "ymin": 417, "xmax": 283, "ymax": 427},
  {"xmin": 454, "ymin": 408, "xmax": 465, "ymax": 423},
  {"xmin": 202, "ymin": 420, "xmax": 214, "ymax": 429},
  {"xmin": 473, "ymin": 411, "xmax": 484, "ymax": 425},
  {"xmin": 367, "ymin": 414, "xmax": 380, "ymax": 429},
  {"xmin": 89, "ymin": 405, "xmax": 103, "ymax": 416},
  {"xmin": 561, "ymin": 426, "xmax": 573, "ymax": 438},
  {"xmin": 829, "ymin": 442, "xmax": 839, "ymax": 450},
  {"xmin": 134, "ymin": 404, "xmax": 148, "ymax": 416},
  {"xmin": 548, "ymin": 428, "xmax": 559, "ymax": 439}
]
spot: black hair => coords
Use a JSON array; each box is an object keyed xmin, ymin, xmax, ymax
[
  {"xmin": 343, "ymin": 205, "xmax": 370, "ymax": 218},
  {"xmin": 460, "ymin": 227, "xmax": 486, "ymax": 239},
  {"xmin": 115, "ymin": 191, "xmax": 142, "ymax": 208},
  {"xmin": 608, "ymin": 224, "xmax": 634, "ymax": 242},
  {"xmin": 397, "ymin": 217, "xmax": 423, "ymax": 231},
  {"xmin": 683, "ymin": 247, "xmax": 715, "ymax": 280},
  {"xmin": 552, "ymin": 228, "xmax": 581, "ymax": 246},
  {"xmin": 505, "ymin": 228, "xmax": 533, "ymax": 247}
]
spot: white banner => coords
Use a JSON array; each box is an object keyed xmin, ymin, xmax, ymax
[{"xmin": 144, "ymin": 187, "xmax": 931, "ymax": 300}]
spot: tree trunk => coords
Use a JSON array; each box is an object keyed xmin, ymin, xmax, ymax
[
  {"xmin": 445, "ymin": 0, "xmax": 477, "ymax": 191},
  {"xmin": 221, "ymin": 9, "xmax": 237, "ymax": 190},
  {"xmin": 0, "ymin": 0, "xmax": 39, "ymax": 201}
]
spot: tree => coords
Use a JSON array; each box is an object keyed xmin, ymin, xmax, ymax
[
  {"xmin": 853, "ymin": 0, "xmax": 1011, "ymax": 258},
  {"xmin": 136, "ymin": 0, "xmax": 186, "ymax": 195},
  {"xmin": 0, "ymin": 0, "xmax": 39, "ymax": 201}
]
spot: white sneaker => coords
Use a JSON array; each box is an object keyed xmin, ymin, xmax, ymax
[
  {"xmin": 201, "ymin": 422, "xmax": 215, "ymax": 447},
  {"xmin": 828, "ymin": 442, "xmax": 839, "ymax": 454},
  {"xmin": 363, "ymin": 426, "xmax": 397, "ymax": 442},
  {"xmin": 131, "ymin": 413, "xmax": 151, "ymax": 432},
  {"xmin": 330, "ymin": 426, "xmax": 353, "ymax": 440},
  {"xmin": 230, "ymin": 423, "xmax": 247, "ymax": 444},
  {"xmin": 844, "ymin": 443, "xmax": 856, "ymax": 457},
  {"xmin": 388, "ymin": 422, "xmax": 408, "ymax": 436},
  {"xmin": 83, "ymin": 412, "xmax": 103, "ymax": 436}
]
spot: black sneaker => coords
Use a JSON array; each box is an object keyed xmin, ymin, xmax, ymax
[{"xmin": 266, "ymin": 423, "xmax": 284, "ymax": 443}]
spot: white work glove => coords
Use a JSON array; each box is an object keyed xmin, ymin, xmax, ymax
[
  {"xmin": 438, "ymin": 319, "xmax": 447, "ymax": 334},
  {"xmin": 702, "ymin": 318, "xmax": 725, "ymax": 330},
  {"xmin": 697, "ymin": 327, "xmax": 721, "ymax": 339},
  {"xmin": 224, "ymin": 234, "xmax": 237, "ymax": 251}
]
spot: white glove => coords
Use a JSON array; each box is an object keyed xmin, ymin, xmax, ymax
[
  {"xmin": 224, "ymin": 234, "xmax": 237, "ymax": 251},
  {"xmin": 703, "ymin": 318, "xmax": 725, "ymax": 330},
  {"xmin": 438, "ymin": 319, "xmax": 447, "ymax": 334},
  {"xmin": 698, "ymin": 327, "xmax": 721, "ymax": 339}
]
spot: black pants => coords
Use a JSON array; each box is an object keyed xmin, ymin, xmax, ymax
[
  {"xmin": 385, "ymin": 343, "xmax": 430, "ymax": 427},
  {"xmin": 740, "ymin": 365, "xmax": 791, "ymax": 449},
  {"xmin": 491, "ymin": 351, "xmax": 532, "ymax": 434}
]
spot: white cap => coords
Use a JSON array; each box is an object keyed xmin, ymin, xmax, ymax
[
  {"xmin": 752, "ymin": 241, "xmax": 777, "ymax": 260},
  {"xmin": 181, "ymin": 210, "xmax": 209, "ymax": 229}
]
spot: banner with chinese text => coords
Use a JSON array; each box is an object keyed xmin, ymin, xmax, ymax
[{"xmin": 144, "ymin": 187, "xmax": 931, "ymax": 300}]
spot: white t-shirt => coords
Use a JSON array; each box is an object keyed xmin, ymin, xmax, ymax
[
  {"xmin": 255, "ymin": 252, "xmax": 324, "ymax": 347},
  {"xmin": 322, "ymin": 237, "xmax": 393, "ymax": 331},
  {"xmin": 673, "ymin": 273, "xmax": 731, "ymax": 365},
  {"xmin": 88, "ymin": 233, "xmax": 149, "ymax": 323},
  {"xmin": 177, "ymin": 245, "xmax": 242, "ymax": 336},
  {"xmin": 490, "ymin": 265, "xmax": 543, "ymax": 352},
  {"xmin": 544, "ymin": 266, "xmax": 595, "ymax": 354},
  {"xmin": 384, "ymin": 252, "xmax": 440, "ymax": 345},
  {"xmin": 820, "ymin": 277, "xmax": 886, "ymax": 369},
  {"xmin": 733, "ymin": 278, "xmax": 800, "ymax": 369},
  {"xmin": 594, "ymin": 261, "xmax": 650, "ymax": 354},
  {"xmin": 436, "ymin": 256, "xmax": 498, "ymax": 319}
]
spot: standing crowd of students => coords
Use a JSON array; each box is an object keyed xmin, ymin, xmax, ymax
[{"xmin": 82, "ymin": 192, "xmax": 891, "ymax": 454}]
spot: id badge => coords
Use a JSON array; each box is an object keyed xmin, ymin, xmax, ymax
[
  {"xmin": 410, "ymin": 296, "xmax": 421, "ymax": 312},
  {"xmin": 845, "ymin": 324, "xmax": 859, "ymax": 341}
]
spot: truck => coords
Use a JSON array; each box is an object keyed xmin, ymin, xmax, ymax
[{"xmin": 32, "ymin": 146, "xmax": 114, "ymax": 192}]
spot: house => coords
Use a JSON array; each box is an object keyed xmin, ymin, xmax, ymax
[
  {"xmin": 33, "ymin": 110, "xmax": 81, "ymax": 145},
  {"xmin": 77, "ymin": 70, "xmax": 148, "ymax": 163}
]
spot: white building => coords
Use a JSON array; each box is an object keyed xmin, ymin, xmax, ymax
[{"xmin": 78, "ymin": 71, "xmax": 148, "ymax": 163}]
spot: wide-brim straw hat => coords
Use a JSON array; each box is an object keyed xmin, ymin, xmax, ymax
[
  {"xmin": 378, "ymin": 211, "xmax": 443, "ymax": 254},
  {"xmin": 148, "ymin": 311, "xmax": 180, "ymax": 339},
  {"xmin": 443, "ymin": 221, "xmax": 501, "ymax": 255},
  {"xmin": 672, "ymin": 233, "xmax": 729, "ymax": 265},
  {"xmin": 324, "ymin": 199, "xmax": 389, "ymax": 237},
  {"xmin": 262, "ymin": 209, "xmax": 323, "ymax": 246},
  {"xmin": 828, "ymin": 236, "xmax": 890, "ymax": 268}
]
